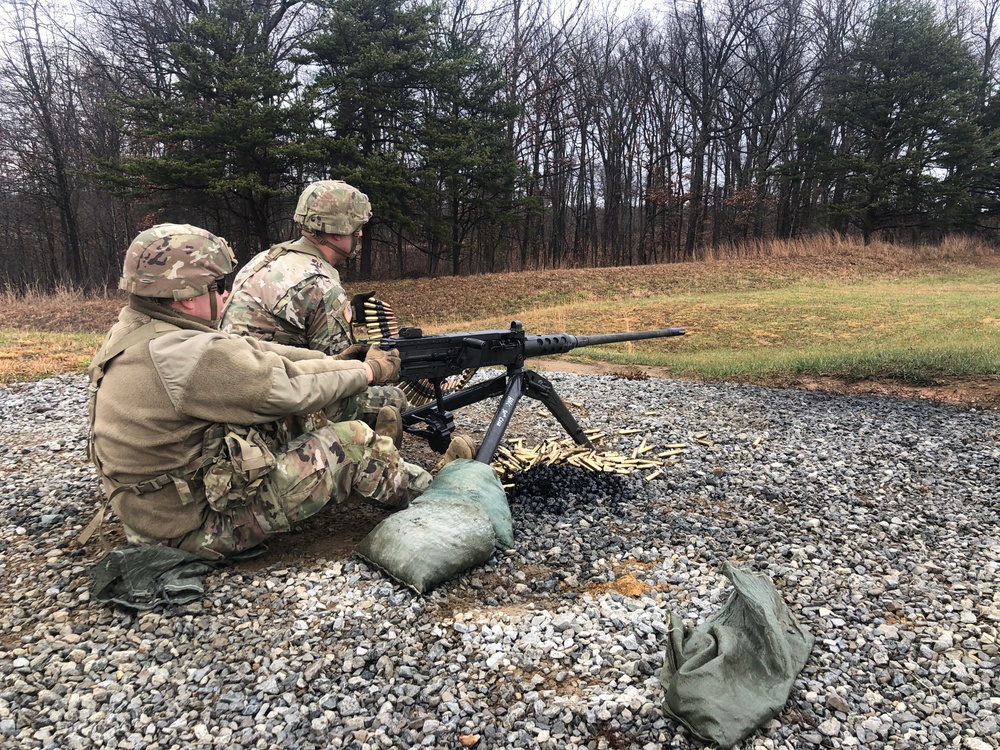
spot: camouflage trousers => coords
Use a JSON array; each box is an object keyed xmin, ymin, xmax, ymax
[
  {"xmin": 328, "ymin": 384, "xmax": 407, "ymax": 425},
  {"xmin": 292, "ymin": 385, "xmax": 407, "ymax": 434},
  {"xmin": 124, "ymin": 419, "xmax": 431, "ymax": 560}
]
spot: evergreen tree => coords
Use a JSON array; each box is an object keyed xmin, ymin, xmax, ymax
[
  {"xmin": 110, "ymin": 0, "xmax": 317, "ymax": 259},
  {"xmin": 419, "ymin": 9, "xmax": 522, "ymax": 275},
  {"xmin": 305, "ymin": 0, "xmax": 439, "ymax": 278},
  {"xmin": 821, "ymin": 0, "xmax": 991, "ymax": 242}
]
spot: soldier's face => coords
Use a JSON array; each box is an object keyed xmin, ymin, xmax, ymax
[
  {"xmin": 185, "ymin": 285, "xmax": 228, "ymax": 324},
  {"xmin": 315, "ymin": 230, "xmax": 359, "ymax": 264},
  {"xmin": 348, "ymin": 229, "xmax": 363, "ymax": 258}
]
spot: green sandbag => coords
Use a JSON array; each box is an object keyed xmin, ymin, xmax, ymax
[
  {"xmin": 354, "ymin": 499, "xmax": 496, "ymax": 594},
  {"xmin": 659, "ymin": 562, "xmax": 815, "ymax": 748},
  {"xmin": 413, "ymin": 458, "xmax": 514, "ymax": 549}
]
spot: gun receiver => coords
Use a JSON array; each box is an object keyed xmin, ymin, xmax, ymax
[{"xmin": 379, "ymin": 321, "xmax": 685, "ymax": 461}]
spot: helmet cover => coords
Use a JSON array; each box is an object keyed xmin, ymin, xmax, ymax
[
  {"xmin": 294, "ymin": 180, "xmax": 372, "ymax": 236},
  {"xmin": 119, "ymin": 223, "xmax": 236, "ymax": 300}
]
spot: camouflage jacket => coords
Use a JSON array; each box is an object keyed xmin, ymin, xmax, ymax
[
  {"xmin": 90, "ymin": 297, "xmax": 368, "ymax": 541},
  {"xmin": 220, "ymin": 237, "xmax": 353, "ymax": 355}
]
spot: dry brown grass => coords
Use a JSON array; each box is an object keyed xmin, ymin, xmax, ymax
[
  {"xmin": 1, "ymin": 235, "xmax": 998, "ymax": 386},
  {"xmin": 0, "ymin": 330, "xmax": 102, "ymax": 383},
  {"xmin": 4, "ymin": 235, "xmax": 997, "ymax": 334},
  {"xmin": 0, "ymin": 286, "xmax": 119, "ymax": 383},
  {"xmin": 369, "ymin": 234, "xmax": 1000, "ymax": 329},
  {"xmin": 0, "ymin": 286, "xmax": 123, "ymax": 333}
]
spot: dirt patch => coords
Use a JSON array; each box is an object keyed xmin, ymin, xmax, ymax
[
  {"xmin": 769, "ymin": 374, "xmax": 1000, "ymax": 410},
  {"xmin": 231, "ymin": 498, "xmax": 392, "ymax": 573},
  {"xmin": 582, "ymin": 573, "xmax": 653, "ymax": 598}
]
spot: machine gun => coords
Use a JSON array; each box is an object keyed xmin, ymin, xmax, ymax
[{"xmin": 377, "ymin": 321, "xmax": 685, "ymax": 462}]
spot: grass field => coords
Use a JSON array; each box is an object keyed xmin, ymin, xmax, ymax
[{"xmin": 2, "ymin": 235, "xmax": 999, "ymax": 390}]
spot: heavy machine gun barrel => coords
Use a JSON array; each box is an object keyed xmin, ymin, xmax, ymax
[
  {"xmin": 376, "ymin": 321, "xmax": 685, "ymax": 460},
  {"xmin": 522, "ymin": 328, "xmax": 686, "ymax": 358}
]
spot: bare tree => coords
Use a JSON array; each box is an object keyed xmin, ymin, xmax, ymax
[{"xmin": 0, "ymin": 0, "xmax": 86, "ymax": 286}]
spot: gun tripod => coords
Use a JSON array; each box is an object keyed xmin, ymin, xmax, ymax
[{"xmin": 401, "ymin": 364, "xmax": 594, "ymax": 463}]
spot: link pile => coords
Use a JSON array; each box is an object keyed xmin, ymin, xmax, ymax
[{"xmin": 504, "ymin": 462, "xmax": 633, "ymax": 517}]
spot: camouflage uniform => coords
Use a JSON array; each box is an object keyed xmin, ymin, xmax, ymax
[
  {"xmin": 220, "ymin": 181, "xmax": 406, "ymax": 423},
  {"xmin": 220, "ymin": 237, "xmax": 354, "ymax": 356},
  {"xmin": 90, "ymin": 223, "xmax": 430, "ymax": 560}
]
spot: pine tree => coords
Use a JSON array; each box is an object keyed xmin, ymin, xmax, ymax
[
  {"xmin": 305, "ymin": 0, "xmax": 438, "ymax": 278},
  {"xmin": 821, "ymin": 0, "xmax": 990, "ymax": 242},
  {"xmin": 419, "ymin": 12, "xmax": 522, "ymax": 275},
  {"xmin": 305, "ymin": 0, "xmax": 520, "ymax": 276},
  {"xmin": 110, "ymin": 0, "xmax": 317, "ymax": 259}
]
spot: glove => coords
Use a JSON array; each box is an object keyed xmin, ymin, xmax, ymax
[
  {"xmin": 365, "ymin": 346, "xmax": 401, "ymax": 385},
  {"xmin": 350, "ymin": 291, "xmax": 375, "ymax": 325},
  {"xmin": 333, "ymin": 343, "xmax": 369, "ymax": 361}
]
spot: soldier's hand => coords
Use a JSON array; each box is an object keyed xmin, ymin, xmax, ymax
[
  {"xmin": 350, "ymin": 291, "xmax": 375, "ymax": 325},
  {"xmin": 364, "ymin": 346, "xmax": 401, "ymax": 385},
  {"xmin": 333, "ymin": 343, "xmax": 369, "ymax": 361}
]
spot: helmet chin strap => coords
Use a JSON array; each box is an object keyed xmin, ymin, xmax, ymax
[
  {"xmin": 209, "ymin": 290, "xmax": 219, "ymax": 325},
  {"xmin": 303, "ymin": 230, "xmax": 357, "ymax": 262}
]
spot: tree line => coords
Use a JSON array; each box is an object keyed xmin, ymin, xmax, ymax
[{"xmin": 2, "ymin": 0, "xmax": 999, "ymax": 290}]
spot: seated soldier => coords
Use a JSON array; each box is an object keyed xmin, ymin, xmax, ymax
[
  {"xmin": 219, "ymin": 180, "xmax": 406, "ymax": 431},
  {"xmin": 88, "ymin": 223, "xmax": 469, "ymax": 560}
]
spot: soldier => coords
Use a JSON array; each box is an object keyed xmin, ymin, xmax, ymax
[
  {"xmin": 88, "ymin": 223, "xmax": 461, "ymax": 560},
  {"xmin": 219, "ymin": 180, "xmax": 405, "ymax": 429}
]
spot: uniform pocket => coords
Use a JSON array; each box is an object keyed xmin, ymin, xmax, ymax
[{"xmin": 203, "ymin": 426, "xmax": 277, "ymax": 512}]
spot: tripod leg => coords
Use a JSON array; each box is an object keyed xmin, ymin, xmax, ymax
[
  {"xmin": 402, "ymin": 374, "xmax": 509, "ymax": 421},
  {"xmin": 401, "ymin": 375, "xmax": 510, "ymax": 454},
  {"xmin": 475, "ymin": 373, "xmax": 525, "ymax": 463},
  {"xmin": 523, "ymin": 370, "xmax": 593, "ymax": 448}
]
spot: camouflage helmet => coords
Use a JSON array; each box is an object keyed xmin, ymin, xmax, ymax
[
  {"xmin": 294, "ymin": 180, "xmax": 372, "ymax": 236},
  {"xmin": 119, "ymin": 223, "xmax": 237, "ymax": 300}
]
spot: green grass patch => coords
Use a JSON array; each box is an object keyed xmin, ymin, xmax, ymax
[{"xmin": 561, "ymin": 274, "xmax": 1000, "ymax": 383}]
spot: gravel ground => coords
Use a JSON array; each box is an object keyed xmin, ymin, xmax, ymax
[{"xmin": 0, "ymin": 372, "xmax": 998, "ymax": 750}]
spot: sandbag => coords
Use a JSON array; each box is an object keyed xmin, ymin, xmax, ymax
[
  {"xmin": 355, "ymin": 499, "xmax": 496, "ymax": 594},
  {"xmin": 414, "ymin": 458, "xmax": 514, "ymax": 549},
  {"xmin": 659, "ymin": 562, "xmax": 814, "ymax": 749}
]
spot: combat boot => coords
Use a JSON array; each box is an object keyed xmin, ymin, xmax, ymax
[
  {"xmin": 431, "ymin": 432, "xmax": 477, "ymax": 474},
  {"xmin": 374, "ymin": 405, "xmax": 403, "ymax": 449}
]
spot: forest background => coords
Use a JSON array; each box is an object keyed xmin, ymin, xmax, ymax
[{"xmin": 3, "ymin": 0, "xmax": 1000, "ymax": 290}]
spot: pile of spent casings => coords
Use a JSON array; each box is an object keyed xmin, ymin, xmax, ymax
[{"xmin": 493, "ymin": 429, "xmax": 706, "ymax": 517}]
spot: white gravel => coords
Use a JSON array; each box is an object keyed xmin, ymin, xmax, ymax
[{"xmin": 0, "ymin": 372, "xmax": 997, "ymax": 750}]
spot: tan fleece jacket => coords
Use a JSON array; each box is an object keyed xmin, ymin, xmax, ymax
[{"xmin": 91, "ymin": 299, "xmax": 368, "ymax": 540}]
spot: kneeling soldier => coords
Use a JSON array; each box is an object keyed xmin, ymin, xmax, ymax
[{"xmin": 88, "ymin": 223, "xmax": 435, "ymax": 559}]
